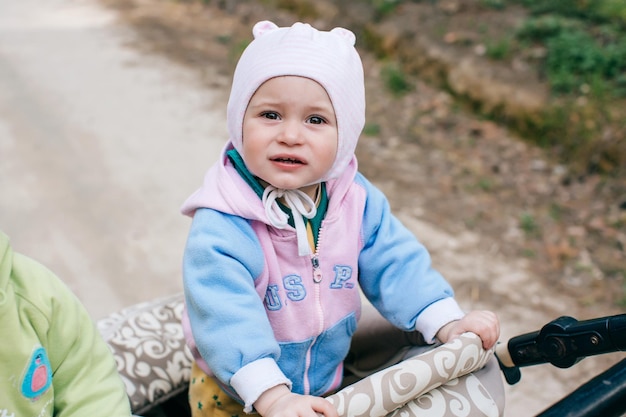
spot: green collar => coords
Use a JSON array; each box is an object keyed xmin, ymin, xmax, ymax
[{"xmin": 226, "ymin": 149, "xmax": 328, "ymax": 245}]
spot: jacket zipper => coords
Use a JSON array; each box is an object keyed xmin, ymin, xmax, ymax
[
  {"xmin": 304, "ymin": 243, "xmax": 325, "ymax": 393},
  {"xmin": 311, "ymin": 254, "xmax": 322, "ymax": 283}
]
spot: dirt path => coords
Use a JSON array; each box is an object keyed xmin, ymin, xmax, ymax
[
  {"xmin": 98, "ymin": 1, "xmax": 625, "ymax": 415},
  {"xmin": 0, "ymin": 0, "xmax": 228, "ymax": 319}
]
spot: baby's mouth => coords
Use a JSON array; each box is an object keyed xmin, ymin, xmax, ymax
[{"xmin": 272, "ymin": 157, "xmax": 304, "ymax": 164}]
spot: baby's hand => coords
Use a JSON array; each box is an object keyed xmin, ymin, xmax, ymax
[
  {"xmin": 436, "ymin": 310, "xmax": 500, "ymax": 350},
  {"xmin": 254, "ymin": 385, "xmax": 338, "ymax": 417}
]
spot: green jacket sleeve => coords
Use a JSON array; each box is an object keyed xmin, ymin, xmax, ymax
[{"xmin": 44, "ymin": 271, "xmax": 132, "ymax": 417}]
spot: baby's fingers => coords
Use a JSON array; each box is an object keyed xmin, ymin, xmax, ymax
[{"xmin": 461, "ymin": 310, "xmax": 500, "ymax": 349}]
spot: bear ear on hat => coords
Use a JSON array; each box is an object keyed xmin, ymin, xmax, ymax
[
  {"xmin": 330, "ymin": 27, "xmax": 356, "ymax": 46},
  {"xmin": 253, "ymin": 20, "xmax": 279, "ymax": 39}
]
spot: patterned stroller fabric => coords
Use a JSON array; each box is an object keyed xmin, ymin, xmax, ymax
[
  {"xmin": 327, "ymin": 333, "xmax": 501, "ymax": 417},
  {"xmin": 98, "ymin": 294, "xmax": 504, "ymax": 417}
]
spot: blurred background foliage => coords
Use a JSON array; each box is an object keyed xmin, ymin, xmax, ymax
[
  {"xmin": 514, "ymin": 0, "xmax": 626, "ymax": 98},
  {"xmin": 507, "ymin": 0, "xmax": 626, "ymax": 176}
]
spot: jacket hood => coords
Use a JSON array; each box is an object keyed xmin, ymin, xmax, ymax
[{"xmin": 181, "ymin": 143, "xmax": 358, "ymax": 222}]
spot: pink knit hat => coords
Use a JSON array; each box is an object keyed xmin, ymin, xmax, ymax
[{"xmin": 227, "ymin": 20, "xmax": 365, "ymax": 181}]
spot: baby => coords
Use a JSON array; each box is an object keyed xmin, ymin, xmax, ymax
[{"xmin": 181, "ymin": 20, "xmax": 500, "ymax": 417}]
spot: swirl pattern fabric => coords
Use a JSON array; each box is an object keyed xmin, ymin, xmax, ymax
[
  {"xmin": 326, "ymin": 333, "xmax": 499, "ymax": 417},
  {"xmin": 97, "ymin": 293, "xmax": 194, "ymax": 415},
  {"xmin": 98, "ymin": 295, "xmax": 501, "ymax": 416}
]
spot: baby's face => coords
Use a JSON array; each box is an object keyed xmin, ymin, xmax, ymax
[{"xmin": 242, "ymin": 76, "xmax": 338, "ymax": 199}]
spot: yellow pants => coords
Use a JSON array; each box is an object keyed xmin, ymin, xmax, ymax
[{"xmin": 189, "ymin": 362, "xmax": 255, "ymax": 417}]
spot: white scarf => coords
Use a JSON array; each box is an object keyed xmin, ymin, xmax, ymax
[{"xmin": 262, "ymin": 186, "xmax": 317, "ymax": 256}]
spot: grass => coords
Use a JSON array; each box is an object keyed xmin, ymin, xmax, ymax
[
  {"xmin": 363, "ymin": 123, "xmax": 381, "ymax": 136},
  {"xmin": 474, "ymin": 0, "xmax": 626, "ymax": 176},
  {"xmin": 368, "ymin": 0, "xmax": 403, "ymax": 20},
  {"xmin": 520, "ymin": 212, "xmax": 540, "ymax": 236},
  {"xmin": 381, "ymin": 63, "xmax": 412, "ymax": 96},
  {"xmin": 477, "ymin": 178, "xmax": 494, "ymax": 191},
  {"xmin": 516, "ymin": 15, "xmax": 626, "ymax": 98},
  {"xmin": 485, "ymin": 36, "xmax": 512, "ymax": 60}
]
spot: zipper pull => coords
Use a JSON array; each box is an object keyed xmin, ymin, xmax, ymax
[{"xmin": 311, "ymin": 255, "xmax": 322, "ymax": 283}]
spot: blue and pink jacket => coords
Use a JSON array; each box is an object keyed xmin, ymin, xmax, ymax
[{"xmin": 181, "ymin": 145, "xmax": 465, "ymax": 411}]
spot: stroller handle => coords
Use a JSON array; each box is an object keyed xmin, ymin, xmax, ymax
[{"xmin": 495, "ymin": 314, "xmax": 626, "ymax": 384}]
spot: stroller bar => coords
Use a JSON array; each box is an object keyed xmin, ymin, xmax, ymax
[{"xmin": 536, "ymin": 358, "xmax": 626, "ymax": 417}]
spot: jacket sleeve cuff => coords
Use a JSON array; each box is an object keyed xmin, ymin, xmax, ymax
[
  {"xmin": 230, "ymin": 358, "xmax": 292, "ymax": 413},
  {"xmin": 414, "ymin": 297, "xmax": 465, "ymax": 343}
]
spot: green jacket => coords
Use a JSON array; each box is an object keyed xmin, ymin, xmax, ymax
[{"xmin": 0, "ymin": 231, "xmax": 132, "ymax": 416}]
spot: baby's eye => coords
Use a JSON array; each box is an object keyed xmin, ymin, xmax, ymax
[
  {"xmin": 307, "ymin": 115, "xmax": 325, "ymax": 125},
  {"xmin": 261, "ymin": 111, "xmax": 280, "ymax": 120}
]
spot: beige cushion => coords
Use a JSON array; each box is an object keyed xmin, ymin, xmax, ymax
[{"xmin": 97, "ymin": 293, "xmax": 193, "ymax": 415}]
